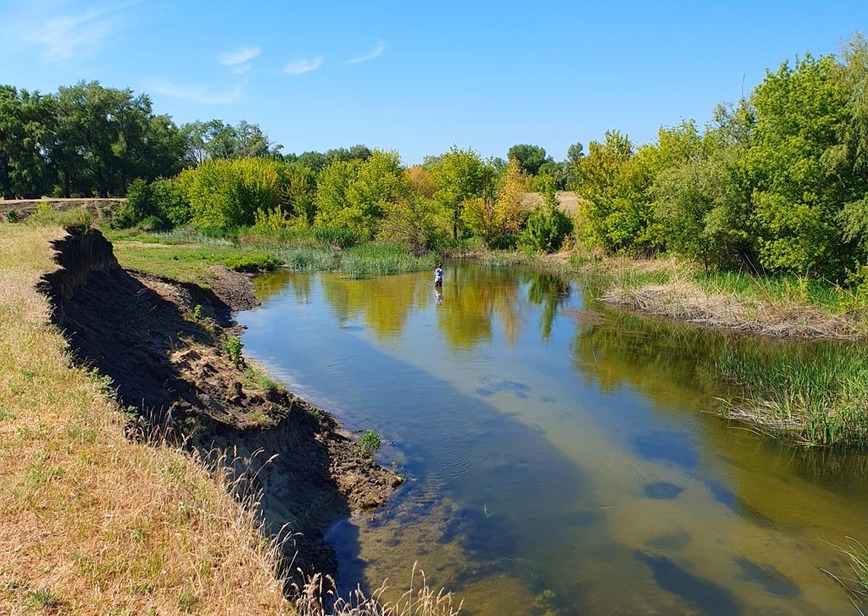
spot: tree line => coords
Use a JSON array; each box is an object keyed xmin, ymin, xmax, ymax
[
  {"xmin": 4, "ymin": 34, "xmax": 868, "ymax": 269},
  {"xmin": 573, "ymin": 35, "xmax": 868, "ymax": 282}
]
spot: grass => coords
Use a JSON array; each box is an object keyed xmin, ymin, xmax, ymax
[
  {"xmin": 574, "ymin": 253, "xmax": 868, "ymax": 340},
  {"xmin": 104, "ymin": 226, "xmax": 435, "ymax": 283},
  {"xmin": 716, "ymin": 339, "xmax": 868, "ymax": 448},
  {"xmin": 823, "ymin": 538, "xmax": 868, "ymax": 613},
  {"xmin": 294, "ymin": 564, "xmax": 462, "ymax": 616},
  {"xmin": 0, "ymin": 224, "xmax": 292, "ymax": 614}
]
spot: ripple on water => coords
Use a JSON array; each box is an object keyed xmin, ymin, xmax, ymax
[{"xmin": 477, "ymin": 374, "xmax": 531, "ymax": 399}]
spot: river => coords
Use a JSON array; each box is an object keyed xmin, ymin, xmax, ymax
[{"xmin": 237, "ymin": 261, "xmax": 868, "ymax": 615}]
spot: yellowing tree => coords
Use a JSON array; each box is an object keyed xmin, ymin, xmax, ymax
[{"xmin": 462, "ymin": 158, "xmax": 529, "ymax": 247}]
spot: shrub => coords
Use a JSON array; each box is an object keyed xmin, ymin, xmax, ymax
[
  {"xmin": 520, "ymin": 197, "xmax": 573, "ymax": 253},
  {"xmin": 356, "ymin": 429, "xmax": 381, "ymax": 457},
  {"xmin": 226, "ymin": 336, "xmax": 243, "ymax": 368},
  {"xmin": 113, "ymin": 178, "xmax": 153, "ymax": 229}
]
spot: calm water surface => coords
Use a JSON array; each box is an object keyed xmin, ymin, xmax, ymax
[{"xmin": 238, "ymin": 262, "xmax": 868, "ymax": 615}]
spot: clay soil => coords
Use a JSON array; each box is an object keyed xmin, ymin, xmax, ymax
[{"xmin": 42, "ymin": 228, "xmax": 400, "ymax": 582}]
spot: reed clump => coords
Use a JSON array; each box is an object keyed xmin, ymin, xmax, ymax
[{"xmin": 717, "ymin": 340, "xmax": 868, "ymax": 448}]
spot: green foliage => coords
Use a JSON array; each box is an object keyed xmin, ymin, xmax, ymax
[
  {"xmin": 507, "ymin": 143, "xmax": 551, "ymax": 175},
  {"xmin": 356, "ymin": 429, "xmax": 382, "ymax": 457},
  {"xmin": 430, "ymin": 146, "xmax": 495, "ymax": 240},
  {"xmin": 113, "ymin": 178, "xmax": 155, "ymax": 228},
  {"xmin": 252, "ymin": 205, "xmax": 293, "ymax": 231},
  {"xmin": 226, "ymin": 336, "xmax": 243, "ymax": 368},
  {"xmin": 574, "ymin": 130, "xmax": 661, "ymax": 253},
  {"xmin": 312, "ymin": 225, "xmax": 365, "ymax": 248},
  {"xmin": 5, "ymin": 209, "xmax": 20, "ymax": 223},
  {"xmin": 339, "ymin": 243, "xmax": 434, "ymax": 278},
  {"xmin": 24, "ymin": 202, "xmax": 93, "ymax": 228},
  {"xmin": 718, "ymin": 340, "xmax": 868, "ymax": 448},
  {"xmin": 313, "ymin": 151, "xmax": 404, "ymax": 239},
  {"xmin": 520, "ymin": 192, "xmax": 573, "ymax": 253},
  {"xmin": 461, "ymin": 157, "xmax": 527, "ymax": 248},
  {"xmin": 378, "ymin": 182, "xmax": 442, "ymax": 253},
  {"xmin": 24, "ymin": 587, "xmax": 64, "ymax": 610},
  {"xmin": 746, "ymin": 54, "xmax": 854, "ymax": 278},
  {"xmin": 177, "ymin": 158, "xmax": 287, "ymax": 230},
  {"xmin": 222, "ymin": 252, "xmax": 281, "ymax": 272}
]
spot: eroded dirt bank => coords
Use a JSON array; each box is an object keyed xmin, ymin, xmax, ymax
[{"xmin": 39, "ymin": 226, "xmax": 400, "ymax": 583}]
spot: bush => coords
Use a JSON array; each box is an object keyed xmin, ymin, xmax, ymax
[
  {"xmin": 356, "ymin": 429, "xmax": 382, "ymax": 457},
  {"xmin": 520, "ymin": 199, "xmax": 573, "ymax": 253},
  {"xmin": 112, "ymin": 178, "xmax": 152, "ymax": 228}
]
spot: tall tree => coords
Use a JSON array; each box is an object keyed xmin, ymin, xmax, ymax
[
  {"xmin": 430, "ymin": 146, "xmax": 494, "ymax": 239},
  {"xmin": 0, "ymin": 86, "xmax": 55, "ymax": 198},
  {"xmin": 507, "ymin": 144, "xmax": 550, "ymax": 175}
]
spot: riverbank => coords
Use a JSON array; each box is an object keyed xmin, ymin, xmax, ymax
[{"xmin": 0, "ymin": 224, "xmax": 404, "ymax": 613}]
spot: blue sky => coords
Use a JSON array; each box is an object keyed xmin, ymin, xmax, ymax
[{"xmin": 1, "ymin": 0, "xmax": 866, "ymax": 165}]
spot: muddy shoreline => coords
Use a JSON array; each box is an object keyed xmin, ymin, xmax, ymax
[{"xmin": 41, "ymin": 227, "xmax": 400, "ymax": 584}]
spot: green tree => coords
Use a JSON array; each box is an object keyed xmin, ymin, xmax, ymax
[
  {"xmin": 746, "ymin": 54, "xmax": 852, "ymax": 278},
  {"xmin": 462, "ymin": 157, "xmax": 528, "ymax": 247},
  {"xmin": 507, "ymin": 144, "xmax": 550, "ymax": 175},
  {"xmin": 520, "ymin": 188, "xmax": 573, "ymax": 253},
  {"xmin": 430, "ymin": 146, "xmax": 494, "ymax": 239},
  {"xmin": 0, "ymin": 86, "xmax": 55, "ymax": 198}
]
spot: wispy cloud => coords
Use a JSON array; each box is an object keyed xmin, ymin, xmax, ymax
[
  {"xmin": 218, "ymin": 46, "xmax": 261, "ymax": 67},
  {"xmin": 345, "ymin": 38, "xmax": 385, "ymax": 64},
  {"xmin": 18, "ymin": 1, "xmax": 135, "ymax": 62},
  {"xmin": 148, "ymin": 79, "xmax": 242, "ymax": 105},
  {"xmin": 284, "ymin": 56, "xmax": 324, "ymax": 75}
]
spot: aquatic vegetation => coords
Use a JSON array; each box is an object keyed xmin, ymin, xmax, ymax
[
  {"xmin": 717, "ymin": 340, "xmax": 868, "ymax": 449},
  {"xmin": 823, "ymin": 538, "xmax": 868, "ymax": 609}
]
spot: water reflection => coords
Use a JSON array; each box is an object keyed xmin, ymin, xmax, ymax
[{"xmin": 239, "ymin": 262, "xmax": 868, "ymax": 615}]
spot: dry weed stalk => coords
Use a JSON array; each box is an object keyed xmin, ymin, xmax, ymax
[{"xmin": 294, "ymin": 563, "xmax": 462, "ymax": 616}]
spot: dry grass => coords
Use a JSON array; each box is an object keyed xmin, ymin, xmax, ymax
[
  {"xmin": 0, "ymin": 225, "xmax": 291, "ymax": 614},
  {"xmin": 293, "ymin": 564, "xmax": 461, "ymax": 616},
  {"xmin": 598, "ymin": 271, "xmax": 866, "ymax": 340}
]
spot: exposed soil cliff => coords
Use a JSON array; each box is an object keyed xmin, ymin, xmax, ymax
[{"xmin": 38, "ymin": 226, "xmax": 400, "ymax": 583}]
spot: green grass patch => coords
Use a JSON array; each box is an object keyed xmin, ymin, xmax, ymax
[
  {"xmin": 20, "ymin": 202, "xmax": 93, "ymax": 228},
  {"xmin": 717, "ymin": 339, "xmax": 868, "ymax": 448},
  {"xmin": 695, "ymin": 271, "xmax": 859, "ymax": 312},
  {"xmin": 111, "ymin": 242, "xmax": 278, "ymax": 283},
  {"xmin": 339, "ymin": 243, "xmax": 434, "ymax": 278}
]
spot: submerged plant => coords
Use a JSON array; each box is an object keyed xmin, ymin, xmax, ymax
[{"xmin": 822, "ymin": 538, "xmax": 868, "ymax": 611}]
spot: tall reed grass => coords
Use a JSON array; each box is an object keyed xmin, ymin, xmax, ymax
[{"xmin": 717, "ymin": 340, "xmax": 868, "ymax": 448}]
